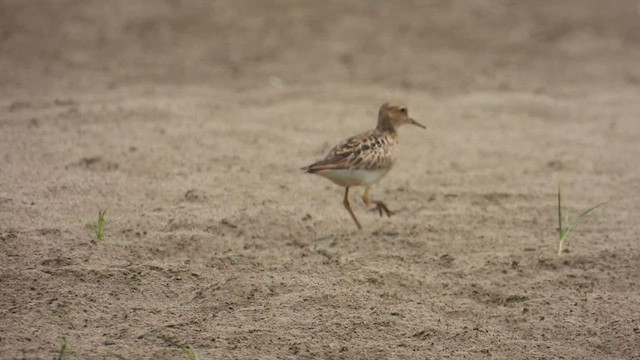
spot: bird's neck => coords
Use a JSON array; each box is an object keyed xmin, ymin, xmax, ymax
[{"xmin": 376, "ymin": 118, "xmax": 397, "ymax": 134}]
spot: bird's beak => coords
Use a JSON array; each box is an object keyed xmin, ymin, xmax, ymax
[{"xmin": 410, "ymin": 118, "xmax": 426, "ymax": 129}]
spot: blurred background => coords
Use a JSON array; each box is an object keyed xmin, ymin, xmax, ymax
[{"xmin": 2, "ymin": 0, "xmax": 639, "ymax": 95}]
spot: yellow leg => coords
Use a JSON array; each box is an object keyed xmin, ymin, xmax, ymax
[
  {"xmin": 362, "ymin": 186, "xmax": 394, "ymax": 217},
  {"xmin": 343, "ymin": 187, "xmax": 362, "ymax": 230}
]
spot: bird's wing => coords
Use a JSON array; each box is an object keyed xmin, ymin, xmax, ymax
[{"xmin": 302, "ymin": 130, "xmax": 395, "ymax": 173}]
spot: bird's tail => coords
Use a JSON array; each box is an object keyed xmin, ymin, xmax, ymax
[
  {"xmin": 300, "ymin": 165, "xmax": 314, "ymax": 173},
  {"xmin": 302, "ymin": 157, "xmax": 348, "ymax": 173}
]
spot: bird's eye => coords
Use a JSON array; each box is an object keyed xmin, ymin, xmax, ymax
[{"xmin": 400, "ymin": 107, "xmax": 407, "ymax": 113}]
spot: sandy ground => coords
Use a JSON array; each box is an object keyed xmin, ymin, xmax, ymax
[{"xmin": 1, "ymin": 1, "xmax": 640, "ymax": 359}]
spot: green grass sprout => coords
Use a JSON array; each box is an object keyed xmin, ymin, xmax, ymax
[
  {"xmin": 57, "ymin": 338, "xmax": 69, "ymax": 360},
  {"xmin": 157, "ymin": 334, "xmax": 200, "ymax": 360},
  {"xmin": 557, "ymin": 183, "xmax": 609, "ymax": 255},
  {"xmin": 94, "ymin": 208, "xmax": 108, "ymax": 241}
]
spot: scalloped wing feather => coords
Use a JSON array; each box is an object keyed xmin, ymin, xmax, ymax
[{"xmin": 303, "ymin": 130, "xmax": 397, "ymax": 173}]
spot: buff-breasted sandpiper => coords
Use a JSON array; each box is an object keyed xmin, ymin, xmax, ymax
[{"xmin": 302, "ymin": 102, "xmax": 425, "ymax": 229}]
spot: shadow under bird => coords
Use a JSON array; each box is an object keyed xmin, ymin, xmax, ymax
[{"xmin": 302, "ymin": 102, "xmax": 425, "ymax": 229}]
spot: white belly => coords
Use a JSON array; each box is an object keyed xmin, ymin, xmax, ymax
[{"xmin": 316, "ymin": 168, "xmax": 390, "ymax": 187}]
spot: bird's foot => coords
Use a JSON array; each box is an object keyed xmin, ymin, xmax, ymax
[{"xmin": 370, "ymin": 202, "xmax": 394, "ymax": 217}]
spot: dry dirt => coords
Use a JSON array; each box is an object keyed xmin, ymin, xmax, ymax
[{"xmin": 1, "ymin": 1, "xmax": 640, "ymax": 359}]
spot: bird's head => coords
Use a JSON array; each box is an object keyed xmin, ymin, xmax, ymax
[{"xmin": 377, "ymin": 102, "xmax": 425, "ymax": 132}]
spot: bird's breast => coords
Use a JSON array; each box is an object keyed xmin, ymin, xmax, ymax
[{"xmin": 316, "ymin": 168, "xmax": 391, "ymax": 187}]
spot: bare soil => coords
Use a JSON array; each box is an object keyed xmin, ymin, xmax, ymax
[{"xmin": 1, "ymin": 1, "xmax": 639, "ymax": 359}]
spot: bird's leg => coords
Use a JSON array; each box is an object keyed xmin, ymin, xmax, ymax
[
  {"xmin": 362, "ymin": 186, "xmax": 394, "ymax": 217},
  {"xmin": 343, "ymin": 187, "xmax": 362, "ymax": 230}
]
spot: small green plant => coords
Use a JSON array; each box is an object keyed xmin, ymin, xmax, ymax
[
  {"xmin": 57, "ymin": 338, "xmax": 69, "ymax": 360},
  {"xmin": 182, "ymin": 345, "xmax": 199, "ymax": 360},
  {"xmin": 557, "ymin": 183, "xmax": 608, "ymax": 255},
  {"xmin": 94, "ymin": 208, "xmax": 108, "ymax": 241},
  {"xmin": 157, "ymin": 334, "xmax": 200, "ymax": 360}
]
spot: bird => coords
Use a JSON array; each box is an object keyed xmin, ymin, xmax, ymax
[{"xmin": 302, "ymin": 102, "xmax": 425, "ymax": 229}]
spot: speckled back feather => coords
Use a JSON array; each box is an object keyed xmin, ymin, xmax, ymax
[{"xmin": 302, "ymin": 129, "xmax": 398, "ymax": 173}]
